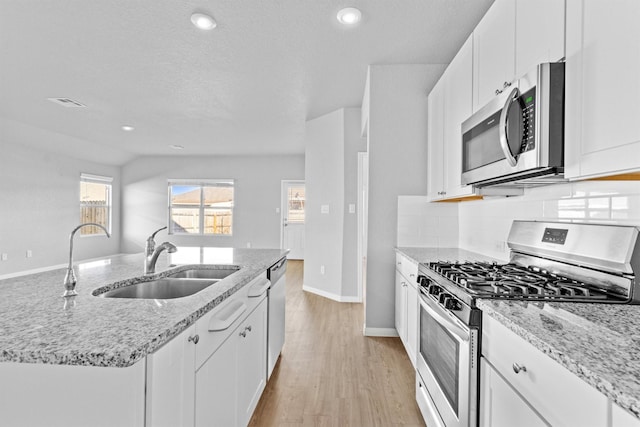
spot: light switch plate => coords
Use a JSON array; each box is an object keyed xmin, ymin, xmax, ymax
[
  {"xmin": 321, "ymin": 205, "xmax": 330, "ymax": 214},
  {"xmin": 349, "ymin": 204, "xmax": 356, "ymax": 214}
]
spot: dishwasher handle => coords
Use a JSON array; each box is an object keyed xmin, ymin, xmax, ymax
[{"xmin": 268, "ymin": 257, "xmax": 287, "ymax": 283}]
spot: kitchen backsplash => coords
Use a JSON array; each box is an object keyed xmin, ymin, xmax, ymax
[
  {"xmin": 398, "ymin": 181, "xmax": 640, "ymax": 261},
  {"xmin": 397, "ymin": 196, "xmax": 459, "ymax": 248}
]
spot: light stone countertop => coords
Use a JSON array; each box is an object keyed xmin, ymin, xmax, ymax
[
  {"xmin": 396, "ymin": 246, "xmax": 640, "ymax": 419},
  {"xmin": 0, "ymin": 247, "xmax": 287, "ymax": 368}
]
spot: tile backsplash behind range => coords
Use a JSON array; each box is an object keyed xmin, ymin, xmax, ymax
[{"xmin": 459, "ymin": 181, "xmax": 640, "ymax": 260}]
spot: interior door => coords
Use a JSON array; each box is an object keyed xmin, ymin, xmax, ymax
[{"xmin": 281, "ymin": 181, "xmax": 305, "ymax": 260}]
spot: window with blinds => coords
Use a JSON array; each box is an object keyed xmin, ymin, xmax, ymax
[
  {"xmin": 80, "ymin": 173, "xmax": 113, "ymax": 235},
  {"xmin": 168, "ymin": 179, "xmax": 234, "ymax": 235}
]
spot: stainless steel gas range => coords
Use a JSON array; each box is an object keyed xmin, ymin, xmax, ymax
[{"xmin": 415, "ymin": 220, "xmax": 640, "ymax": 427}]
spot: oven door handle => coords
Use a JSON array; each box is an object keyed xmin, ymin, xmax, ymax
[{"xmin": 420, "ymin": 294, "xmax": 470, "ymax": 343}]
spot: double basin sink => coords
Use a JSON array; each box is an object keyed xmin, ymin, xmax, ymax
[{"xmin": 95, "ymin": 267, "xmax": 239, "ymax": 300}]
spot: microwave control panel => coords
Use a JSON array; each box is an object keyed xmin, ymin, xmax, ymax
[{"xmin": 519, "ymin": 88, "xmax": 536, "ymax": 153}]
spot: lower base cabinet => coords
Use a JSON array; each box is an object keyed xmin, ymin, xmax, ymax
[
  {"xmin": 195, "ymin": 296, "xmax": 267, "ymax": 427},
  {"xmin": 480, "ymin": 358, "xmax": 547, "ymax": 427}
]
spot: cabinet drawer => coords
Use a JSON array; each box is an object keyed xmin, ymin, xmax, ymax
[
  {"xmin": 396, "ymin": 253, "xmax": 418, "ymax": 286},
  {"xmin": 482, "ymin": 313, "xmax": 608, "ymax": 426}
]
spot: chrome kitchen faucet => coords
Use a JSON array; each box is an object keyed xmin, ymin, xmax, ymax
[
  {"xmin": 144, "ymin": 226, "xmax": 177, "ymax": 274},
  {"xmin": 62, "ymin": 223, "xmax": 110, "ymax": 298}
]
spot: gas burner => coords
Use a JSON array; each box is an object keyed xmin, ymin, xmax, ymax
[{"xmin": 425, "ymin": 260, "xmax": 614, "ymax": 302}]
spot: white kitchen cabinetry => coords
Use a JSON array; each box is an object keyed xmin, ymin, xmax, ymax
[
  {"xmin": 565, "ymin": 0, "xmax": 640, "ymax": 179},
  {"xmin": 395, "ymin": 253, "xmax": 418, "ymax": 367},
  {"xmin": 427, "ymin": 36, "xmax": 476, "ymax": 202},
  {"xmin": 480, "ymin": 358, "xmax": 547, "ymax": 427},
  {"xmin": 146, "ymin": 324, "xmax": 197, "ymax": 427},
  {"xmin": 195, "ymin": 295, "xmax": 267, "ymax": 427},
  {"xmin": 472, "ymin": 0, "xmax": 516, "ymax": 111},
  {"xmin": 473, "ymin": 0, "xmax": 564, "ymax": 111},
  {"xmin": 481, "ymin": 313, "xmax": 609, "ymax": 426}
]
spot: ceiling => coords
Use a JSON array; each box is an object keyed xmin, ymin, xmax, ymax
[{"xmin": 0, "ymin": 0, "xmax": 493, "ymax": 166}]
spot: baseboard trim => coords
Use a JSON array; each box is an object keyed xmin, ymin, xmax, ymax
[
  {"xmin": 302, "ymin": 285, "xmax": 362, "ymax": 303},
  {"xmin": 363, "ymin": 327, "xmax": 399, "ymax": 337}
]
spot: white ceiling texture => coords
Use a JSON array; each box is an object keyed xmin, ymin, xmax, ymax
[{"xmin": 0, "ymin": 0, "xmax": 493, "ymax": 165}]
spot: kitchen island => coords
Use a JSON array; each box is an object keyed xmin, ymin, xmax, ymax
[
  {"xmin": 396, "ymin": 246, "xmax": 640, "ymax": 424},
  {"xmin": 0, "ymin": 247, "xmax": 287, "ymax": 426}
]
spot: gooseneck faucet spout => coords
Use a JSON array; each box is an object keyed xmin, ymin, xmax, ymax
[
  {"xmin": 145, "ymin": 226, "xmax": 168, "ymax": 257},
  {"xmin": 145, "ymin": 242, "xmax": 178, "ymax": 274},
  {"xmin": 63, "ymin": 223, "xmax": 111, "ymax": 298}
]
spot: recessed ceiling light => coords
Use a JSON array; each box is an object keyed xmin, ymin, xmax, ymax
[
  {"xmin": 337, "ymin": 7, "xmax": 362, "ymax": 25},
  {"xmin": 121, "ymin": 125, "xmax": 135, "ymax": 132},
  {"xmin": 191, "ymin": 13, "xmax": 217, "ymax": 30},
  {"xmin": 169, "ymin": 144, "xmax": 184, "ymax": 150}
]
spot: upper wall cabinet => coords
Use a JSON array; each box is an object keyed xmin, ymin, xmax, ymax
[
  {"xmin": 428, "ymin": 36, "xmax": 476, "ymax": 202},
  {"xmin": 473, "ymin": 0, "xmax": 565, "ymax": 111},
  {"xmin": 565, "ymin": 0, "xmax": 640, "ymax": 179}
]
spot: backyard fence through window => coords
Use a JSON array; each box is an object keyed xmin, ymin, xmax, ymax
[{"xmin": 168, "ymin": 179, "xmax": 234, "ymax": 235}]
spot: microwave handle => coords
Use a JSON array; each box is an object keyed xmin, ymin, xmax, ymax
[{"xmin": 499, "ymin": 87, "xmax": 521, "ymax": 167}]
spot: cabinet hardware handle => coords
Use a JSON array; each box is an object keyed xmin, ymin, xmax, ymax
[
  {"xmin": 410, "ymin": 274, "xmax": 415, "ymax": 278},
  {"xmin": 397, "ymin": 261, "xmax": 402, "ymax": 265},
  {"xmin": 495, "ymin": 89, "xmax": 503, "ymax": 95},
  {"xmin": 245, "ymin": 325, "xmax": 252, "ymax": 332},
  {"xmin": 512, "ymin": 363, "xmax": 527, "ymax": 374},
  {"xmin": 503, "ymin": 81, "xmax": 512, "ymax": 89},
  {"xmin": 239, "ymin": 331, "xmax": 247, "ymax": 338},
  {"xmin": 188, "ymin": 335, "xmax": 200, "ymax": 344}
]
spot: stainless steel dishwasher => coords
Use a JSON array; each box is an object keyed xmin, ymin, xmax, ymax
[{"xmin": 267, "ymin": 257, "xmax": 286, "ymax": 378}]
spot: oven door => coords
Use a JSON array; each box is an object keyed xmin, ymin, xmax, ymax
[{"xmin": 416, "ymin": 291, "xmax": 478, "ymax": 427}]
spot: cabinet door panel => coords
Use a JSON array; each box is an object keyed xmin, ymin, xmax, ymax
[
  {"xmin": 395, "ymin": 269, "xmax": 408, "ymax": 343},
  {"xmin": 515, "ymin": 0, "xmax": 565, "ymax": 77},
  {"xmin": 406, "ymin": 281, "xmax": 418, "ymax": 368},
  {"xmin": 195, "ymin": 331, "xmax": 238, "ymax": 427},
  {"xmin": 427, "ymin": 78, "xmax": 445, "ymax": 200},
  {"xmin": 565, "ymin": 0, "xmax": 640, "ymax": 178},
  {"xmin": 444, "ymin": 36, "xmax": 474, "ymax": 199},
  {"xmin": 480, "ymin": 358, "xmax": 548, "ymax": 427},
  {"xmin": 473, "ymin": 0, "xmax": 516, "ymax": 111},
  {"xmin": 237, "ymin": 299, "xmax": 268, "ymax": 427}
]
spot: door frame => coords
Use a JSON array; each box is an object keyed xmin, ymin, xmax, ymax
[
  {"xmin": 357, "ymin": 152, "xmax": 368, "ymax": 306},
  {"xmin": 280, "ymin": 180, "xmax": 305, "ymax": 257}
]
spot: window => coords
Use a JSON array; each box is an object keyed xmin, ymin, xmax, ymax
[
  {"xmin": 80, "ymin": 173, "xmax": 112, "ymax": 235},
  {"xmin": 168, "ymin": 180, "xmax": 234, "ymax": 235}
]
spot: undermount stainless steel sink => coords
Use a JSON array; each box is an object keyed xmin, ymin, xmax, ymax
[
  {"xmin": 167, "ymin": 267, "xmax": 239, "ymax": 280},
  {"xmin": 96, "ymin": 278, "xmax": 218, "ymax": 299}
]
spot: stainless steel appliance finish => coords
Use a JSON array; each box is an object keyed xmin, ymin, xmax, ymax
[
  {"xmin": 267, "ymin": 257, "xmax": 286, "ymax": 379},
  {"xmin": 461, "ymin": 63, "xmax": 565, "ymax": 188},
  {"xmin": 415, "ymin": 221, "xmax": 640, "ymax": 427}
]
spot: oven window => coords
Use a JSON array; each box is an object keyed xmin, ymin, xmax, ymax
[{"xmin": 420, "ymin": 309, "xmax": 460, "ymax": 415}]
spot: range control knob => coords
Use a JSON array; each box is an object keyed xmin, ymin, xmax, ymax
[
  {"xmin": 416, "ymin": 275, "xmax": 429, "ymax": 287},
  {"xmin": 428, "ymin": 284, "xmax": 442, "ymax": 296},
  {"xmin": 438, "ymin": 292, "xmax": 451, "ymax": 305},
  {"xmin": 444, "ymin": 297, "xmax": 461, "ymax": 311}
]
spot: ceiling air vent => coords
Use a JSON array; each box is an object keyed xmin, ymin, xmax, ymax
[{"xmin": 47, "ymin": 97, "xmax": 86, "ymax": 108}]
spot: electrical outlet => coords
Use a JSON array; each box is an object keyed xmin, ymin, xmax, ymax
[
  {"xmin": 320, "ymin": 265, "xmax": 325, "ymax": 275},
  {"xmin": 1, "ymin": 253, "xmax": 7, "ymax": 261},
  {"xmin": 26, "ymin": 250, "xmax": 33, "ymax": 258}
]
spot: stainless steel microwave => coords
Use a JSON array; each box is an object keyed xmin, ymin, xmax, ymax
[{"xmin": 461, "ymin": 63, "xmax": 565, "ymax": 187}]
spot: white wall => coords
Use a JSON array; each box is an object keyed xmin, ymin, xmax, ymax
[
  {"xmin": 120, "ymin": 155, "xmax": 304, "ymax": 254},
  {"xmin": 303, "ymin": 108, "xmax": 366, "ymax": 301},
  {"xmin": 365, "ymin": 64, "xmax": 447, "ymax": 333},
  {"xmin": 303, "ymin": 110, "xmax": 346, "ymax": 298},
  {"xmin": 458, "ymin": 181, "xmax": 640, "ymax": 260},
  {"xmin": 0, "ymin": 140, "xmax": 121, "ymax": 276}
]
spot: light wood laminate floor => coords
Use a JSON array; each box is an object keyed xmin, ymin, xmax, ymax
[{"xmin": 249, "ymin": 260, "xmax": 425, "ymax": 427}]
